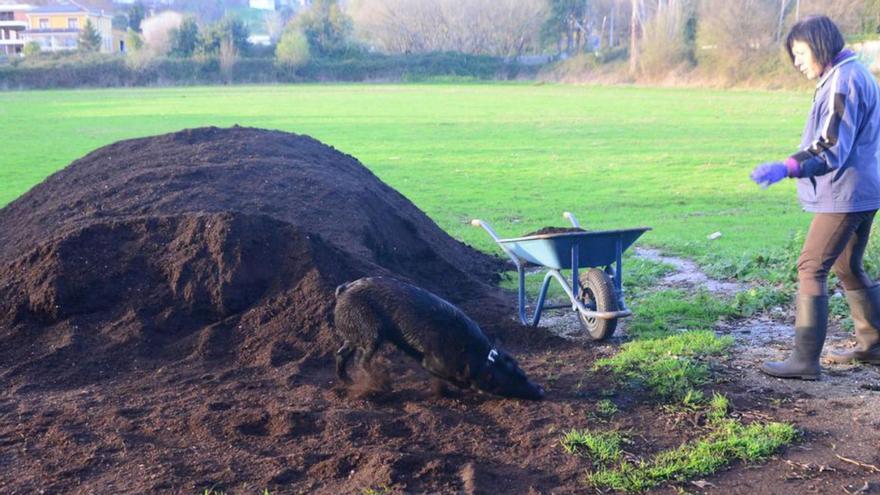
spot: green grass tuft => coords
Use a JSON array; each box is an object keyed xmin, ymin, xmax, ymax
[
  {"xmin": 707, "ymin": 392, "xmax": 730, "ymax": 424},
  {"xmin": 680, "ymin": 389, "xmax": 706, "ymax": 410},
  {"xmin": 583, "ymin": 420, "xmax": 797, "ymax": 492},
  {"xmin": 594, "ymin": 330, "xmax": 733, "ymax": 400},
  {"xmin": 731, "ymin": 286, "xmax": 792, "ymax": 317},
  {"xmin": 595, "ymin": 398, "xmax": 619, "ymax": 419},
  {"xmin": 563, "ymin": 392, "xmax": 797, "ymax": 492},
  {"xmin": 561, "ymin": 429, "xmax": 625, "ymax": 466},
  {"xmin": 620, "ymin": 256, "xmax": 677, "ymax": 296},
  {"xmin": 626, "ymin": 289, "xmax": 736, "ymax": 339}
]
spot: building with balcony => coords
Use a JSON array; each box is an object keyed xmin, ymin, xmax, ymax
[
  {"xmin": 23, "ymin": 3, "xmax": 113, "ymax": 53},
  {"xmin": 0, "ymin": 4, "xmax": 30, "ymax": 56}
]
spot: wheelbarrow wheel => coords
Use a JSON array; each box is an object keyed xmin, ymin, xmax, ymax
[{"xmin": 577, "ymin": 268, "xmax": 618, "ymax": 340}]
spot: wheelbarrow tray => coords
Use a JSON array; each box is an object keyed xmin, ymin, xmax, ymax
[{"xmin": 497, "ymin": 228, "xmax": 650, "ymax": 270}]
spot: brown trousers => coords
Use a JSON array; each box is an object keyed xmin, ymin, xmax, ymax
[{"xmin": 798, "ymin": 210, "xmax": 878, "ymax": 296}]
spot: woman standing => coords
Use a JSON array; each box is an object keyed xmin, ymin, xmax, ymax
[{"xmin": 750, "ymin": 15, "xmax": 880, "ymax": 379}]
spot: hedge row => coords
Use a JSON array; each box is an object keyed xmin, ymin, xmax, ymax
[{"xmin": 0, "ymin": 52, "xmax": 538, "ymax": 89}]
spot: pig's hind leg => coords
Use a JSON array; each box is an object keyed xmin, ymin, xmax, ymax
[
  {"xmin": 335, "ymin": 341, "xmax": 356, "ymax": 383},
  {"xmin": 357, "ymin": 339, "xmax": 382, "ymax": 375}
]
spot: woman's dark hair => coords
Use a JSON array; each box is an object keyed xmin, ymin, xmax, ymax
[{"xmin": 785, "ymin": 15, "xmax": 845, "ymax": 68}]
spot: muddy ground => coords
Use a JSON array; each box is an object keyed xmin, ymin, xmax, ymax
[
  {"xmin": 2, "ymin": 247, "xmax": 878, "ymax": 494},
  {"xmin": 0, "ymin": 128, "xmax": 878, "ymax": 494}
]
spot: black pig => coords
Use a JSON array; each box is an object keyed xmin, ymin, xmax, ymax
[{"xmin": 333, "ymin": 276, "xmax": 544, "ymax": 400}]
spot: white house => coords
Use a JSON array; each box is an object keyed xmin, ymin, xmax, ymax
[
  {"xmin": 0, "ymin": 3, "xmax": 30, "ymax": 56},
  {"xmin": 249, "ymin": 0, "xmax": 275, "ymax": 10}
]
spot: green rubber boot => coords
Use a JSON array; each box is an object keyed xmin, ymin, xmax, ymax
[
  {"xmin": 827, "ymin": 285, "xmax": 880, "ymax": 365},
  {"xmin": 760, "ymin": 294, "xmax": 828, "ymax": 380}
]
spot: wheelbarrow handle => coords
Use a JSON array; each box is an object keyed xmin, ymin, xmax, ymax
[
  {"xmin": 562, "ymin": 211, "xmax": 581, "ymax": 228},
  {"xmin": 471, "ymin": 219, "xmax": 522, "ymax": 268},
  {"xmin": 470, "ymin": 219, "xmax": 502, "ymax": 243}
]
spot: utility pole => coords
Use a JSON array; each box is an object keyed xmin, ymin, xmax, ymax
[
  {"xmin": 609, "ymin": 0, "xmax": 616, "ymax": 48},
  {"xmin": 630, "ymin": 0, "xmax": 639, "ymax": 73},
  {"xmin": 775, "ymin": 0, "xmax": 790, "ymax": 43}
]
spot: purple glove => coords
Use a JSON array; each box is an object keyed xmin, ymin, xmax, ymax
[{"xmin": 750, "ymin": 161, "xmax": 787, "ymax": 188}]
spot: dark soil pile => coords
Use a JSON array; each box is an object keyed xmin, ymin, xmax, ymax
[
  {"xmin": 524, "ymin": 226, "xmax": 586, "ymax": 236},
  {"xmin": 0, "ymin": 127, "xmax": 586, "ymax": 494},
  {"xmin": 0, "ymin": 127, "xmax": 506, "ymax": 384}
]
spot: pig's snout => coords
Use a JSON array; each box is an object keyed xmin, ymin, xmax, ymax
[
  {"xmin": 508, "ymin": 380, "xmax": 544, "ymax": 401},
  {"xmin": 475, "ymin": 350, "xmax": 545, "ymax": 401},
  {"xmin": 525, "ymin": 383, "xmax": 545, "ymax": 401}
]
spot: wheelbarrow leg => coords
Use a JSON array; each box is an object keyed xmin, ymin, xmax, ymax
[
  {"xmin": 571, "ymin": 238, "xmax": 580, "ymax": 309},
  {"xmin": 532, "ymin": 271, "xmax": 556, "ymax": 326},
  {"xmin": 614, "ymin": 237, "xmax": 627, "ymax": 310},
  {"xmin": 517, "ymin": 265, "xmax": 528, "ymax": 325}
]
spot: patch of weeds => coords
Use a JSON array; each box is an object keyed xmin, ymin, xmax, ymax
[
  {"xmin": 626, "ymin": 290, "xmax": 736, "ymax": 339},
  {"xmin": 680, "ymin": 389, "xmax": 706, "ymax": 410},
  {"xmin": 731, "ymin": 285, "xmax": 792, "ymax": 317},
  {"xmin": 624, "ymin": 255, "xmax": 676, "ymax": 296},
  {"xmin": 594, "ymin": 331, "xmax": 733, "ymax": 400},
  {"xmin": 561, "ymin": 429, "xmax": 624, "ymax": 466},
  {"xmin": 595, "ymin": 399, "xmax": 619, "ymax": 419},
  {"xmin": 361, "ymin": 486, "xmax": 391, "ymax": 495},
  {"xmin": 829, "ymin": 294, "xmax": 854, "ymax": 332},
  {"xmin": 661, "ymin": 388, "xmax": 704, "ymax": 414},
  {"xmin": 569, "ymin": 394, "xmax": 797, "ymax": 493},
  {"xmin": 701, "ymin": 231, "xmax": 803, "ymax": 284},
  {"xmin": 599, "ymin": 388, "xmax": 617, "ymax": 398},
  {"xmin": 707, "ymin": 393, "xmax": 729, "ymax": 424},
  {"xmin": 586, "ymin": 420, "xmax": 797, "ymax": 492},
  {"xmin": 661, "ymin": 389, "xmax": 731, "ymax": 421}
]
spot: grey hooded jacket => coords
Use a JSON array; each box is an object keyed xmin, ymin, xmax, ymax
[{"xmin": 791, "ymin": 51, "xmax": 880, "ymax": 213}]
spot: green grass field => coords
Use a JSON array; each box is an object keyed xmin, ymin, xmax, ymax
[{"xmin": 0, "ymin": 83, "xmax": 815, "ymax": 263}]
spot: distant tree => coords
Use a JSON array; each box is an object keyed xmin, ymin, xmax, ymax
[
  {"xmin": 129, "ymin": 1, "xmax": 146, "ymax": 33},
  {"xmin": 639, "ymin": 0, "xmax": 696, "ymax": 77},
  {"xmin": 797, "ymin": 0, "xmax": 868, "ymax": 36},
  {"xmin": 23, "ymin": 41, "xmax": 42, "ymax": 57},
  {"xmin": 275, "ymin": 26, "xmax": 310, "ymax": 68},
  {"xmin": 264, "ymin": 8, "xmax": 296, "ymax": 43},
  {"xmin": 541, "ymin": 0, "xmax": 588, "ymax": 55},
  {"xmin": 349, "ymin": 0, "xmax": 546, "ymax": 57},
  {"xmin": 864, "ymin": 0, "xmax": 880, "ymax": 33},
  {"xmin": 142, "ymin": 11, "xmax": 184, "ymax": 56},
  {"xmin": 199, "ymin": 17, "xmax": 250, "ymax": 56},
  {"xmin": 219, "ymin": 37, "xmax": 237, "ymax": 81},
  {"xmin": 126, "ymin": 28, "xmax": 144, "ymax": 52},
  {"xmin": 78, "ymin": 19, "xmax": 103, "ymax": 52},
  {"xmin": 630, "ymin": 0, "xmax": 641, "ymax": 73},
  {"xmin": 170, "ymin": 17, "xmax": 200, "ymax": 57},
  {"xmin": 695, "ymin": 0, "xmax": 777, "ymax": 80},
  {"xmin": 293, "ymin": 0, "xmax": 353, "ymax": 56}
]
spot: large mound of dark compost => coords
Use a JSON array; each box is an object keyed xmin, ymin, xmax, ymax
[{"xmin": 0, "ymin": 126, "xmax": 506, "ymax": 384}]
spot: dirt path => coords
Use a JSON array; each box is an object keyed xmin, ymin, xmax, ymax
[
  {"xmin": 512, "ymin": 245, "xmax": 880, "ymax": 492},
  {"xmin": 619, "ymin": 248, "xmax": 880, "ymax": 493}
]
